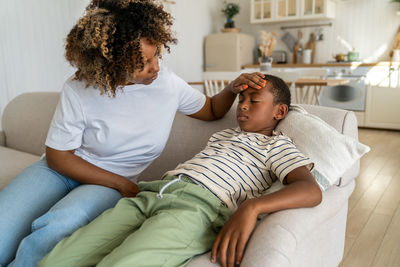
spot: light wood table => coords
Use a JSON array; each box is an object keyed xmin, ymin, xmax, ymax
[{"xmin": 189, "ymin": 79, "xmax": 349, "ymax": 105}]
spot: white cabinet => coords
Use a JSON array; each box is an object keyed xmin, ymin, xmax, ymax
[
  {"xmin": 250, "ymin": 0, "xmax": 335, "ymax": 23},
  {"xmin": 277, "ymin": 0, "xmax": 300, "ymax": 20},
  {"xmin": 251, "ymin": 0, "xmax": 273, "ymax": 22},
  {"xmin": 301, "ymin": 0, "xmax": 336, "ymax": 20},
  {"xmin": 251, "ymin": 0, "xmax": 299, "ymax": 23},
  {"xmin": 365, "ymin": 85, "xmax": 400, "ymax": 130}
]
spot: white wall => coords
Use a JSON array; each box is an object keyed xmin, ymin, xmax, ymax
[
  {"xmin": 163, "ymin": 0, "xmax": 224, "ymax": 82},
  {"xmin": 0, "ymin": 0, "xmax": 224, "ymax": 123},
  {"xmin": 234, "ymin": 0, "xmax": 400, "ymax": 64},
  {"xmin": 0, "ymin": 0, "xmax": 90, "ymax": 121}
]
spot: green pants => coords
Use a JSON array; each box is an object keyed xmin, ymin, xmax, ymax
[{"xmin": 38, "ymin": 176, "xmax": 232, "ymax": 267}]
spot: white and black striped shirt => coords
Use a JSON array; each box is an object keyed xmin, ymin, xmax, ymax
[{"xmin": 164, "ymin": 128, "xmax": 314, "ymax": 210}]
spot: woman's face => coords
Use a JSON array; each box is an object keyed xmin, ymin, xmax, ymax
[{"xmin": 128, "ymin": 38, "xmax": 160, "ymax": 85}]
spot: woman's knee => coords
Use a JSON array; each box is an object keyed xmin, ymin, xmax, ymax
[{"xmin": 31, "ymin": 207, "xmax": 91, "ymax": 235}]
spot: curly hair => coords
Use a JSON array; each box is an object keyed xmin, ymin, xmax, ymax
[
  {"xmin": 65, "ymin": 0, "xmax": 177, "ymax": 96},
  {"xmin": 263, "ymin": 74, "xmax": 291, "ymax": 107}
]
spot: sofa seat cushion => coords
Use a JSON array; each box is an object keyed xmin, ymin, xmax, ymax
[{"xmin": 0, "ymin": 146, "xmax": 40, "ymax": 190}]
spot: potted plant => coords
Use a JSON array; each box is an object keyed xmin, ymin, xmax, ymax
[
  {"xmin": 221, "ymin": 2, "xmax": 240, "ymax": 29},
  {"xmin": 258, "ymin": 31, "xmax": 277, "ymax": 71}
]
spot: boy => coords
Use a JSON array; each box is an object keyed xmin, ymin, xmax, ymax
[{"xmin": 39, "ymin": 75, "xmax": 322, "ymax": 267}]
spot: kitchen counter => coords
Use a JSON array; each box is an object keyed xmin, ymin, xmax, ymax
[
  {"xmin": 242, "ymin": 61, "xmax": 400, "ymax": 69},
  {"xmin": 189, "ymin": 79, "xmax": 348, "ymax": 106},
  {"xmin": 189, "ymin": 79, "xmax": 348, "ymax": 87}
]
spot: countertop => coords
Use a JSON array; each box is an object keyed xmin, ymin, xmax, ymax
[
  {"xmin": 242, "ymin": 61, "xmax": 400, "ymax": 69},
  {"xmin": 189, "ymin": 79, "xmax": 348, "ymax": 86}
]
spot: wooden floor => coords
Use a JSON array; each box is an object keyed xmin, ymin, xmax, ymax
[{"xmin": 339, "ymin": 128, "xmax": 400, "ymax": 267}]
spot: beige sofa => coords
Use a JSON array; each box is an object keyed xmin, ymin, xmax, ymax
[{"xmin": 0, "ymin": 92, "xmax": 359, "ymax": 267}]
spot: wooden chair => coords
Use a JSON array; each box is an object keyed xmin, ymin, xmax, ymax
[{"xmin": 266, "ymin": 68, "xmax": 328, "ymax": 105}]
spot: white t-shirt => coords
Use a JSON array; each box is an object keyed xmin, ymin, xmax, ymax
[{"xmin": 45, "ymin": 66, "xmax": 206, "ymax": 181}]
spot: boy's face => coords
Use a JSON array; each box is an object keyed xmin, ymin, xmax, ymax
[{"xmin": 236, "ymin": 82, "xmax": 287, "ymax": 136}]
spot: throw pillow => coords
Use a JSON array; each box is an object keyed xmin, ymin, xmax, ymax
[{"xmin": 275, "ymin": 105, "xmax": 370, "ymax": 190}]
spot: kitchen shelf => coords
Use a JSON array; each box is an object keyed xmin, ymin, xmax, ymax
[{"xmin": 242, "ymin": 62, "xmax": 400, "ymax": 69}]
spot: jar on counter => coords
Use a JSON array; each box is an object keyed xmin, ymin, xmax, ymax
[{"xmin": 303, "ymin": 49, "xmax": 312, "ymax": 64}]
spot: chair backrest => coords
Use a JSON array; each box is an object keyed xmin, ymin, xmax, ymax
[
  {"xmin": 202, "ymin": 72, "xmax": 238, "ymax": 96},
  {"xmin": 204, "ymin": 80, "xmax": 232, "ymax": 96},
  {"xmin": 264, "ymin": 68, "xmax": 328, "ymax": 105},
  {"xmin": 264, "ymin": 70, "xmax": 302, "ymax": 103}
]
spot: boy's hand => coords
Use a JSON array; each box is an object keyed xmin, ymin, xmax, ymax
[
  {"xmin": 229, "ymin": 72, "xmax": 266, "ymax": 94},
  {"xmin": 211, "ymin": 200, "xmax": 258, "ymax": 267}
]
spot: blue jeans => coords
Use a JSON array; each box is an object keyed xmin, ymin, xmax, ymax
[{"xmin": 0, "ymin": 158, "xmax": 122, "ymax": 267}]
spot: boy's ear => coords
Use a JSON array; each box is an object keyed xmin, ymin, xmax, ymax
[{"xmin": 274, "ymin": 104, "xmax": 289, "ymax": 121}]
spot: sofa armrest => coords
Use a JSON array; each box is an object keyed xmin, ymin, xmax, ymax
[
  {"xmin": 240, "ymin": 182, "xmax": 355, "ymax": 267},
  {"xmin": 0, "ymin": 130, "xmax": 5, "ymax": 147}
]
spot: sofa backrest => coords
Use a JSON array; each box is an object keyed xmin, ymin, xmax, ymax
[
  {"xmin": 1, "ymin": 92, "xmax": 359, "ymax": 187},
  {"xmin": 2, "ymin": 92, "xmax": 60, "ymax": 156},
  {"xmin": 139, "ymin": 103, "xmax": 360, "ymax": 187},
  {"xmin": 139, "ymin": 109, "xmax": 238, "ymax": 181}
]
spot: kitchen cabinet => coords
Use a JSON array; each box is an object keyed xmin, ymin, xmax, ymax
[
  {"xmin": 364, "ymin": 64, "xmax": 400, "ymax": 130},
  {"xmin": 365, "ymin": 85, "xmax": 400, "ymax": 130},
  {"xmin": 251, "ymin": 0, "xmax": 274, "ymax": 22},
  {"xmin": 301, "ymin": 0, "xmax": 336, "ymax": 20},
  {"xmin": 250, "ymin": 0, "xmax": 335, "ymax": 23}
]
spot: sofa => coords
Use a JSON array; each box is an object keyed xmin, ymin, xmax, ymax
[{"xmin": 0, "ymin": 92, "xmax": 359, "ymax": 267}]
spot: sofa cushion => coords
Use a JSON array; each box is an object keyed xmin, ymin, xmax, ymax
[
  {"xmin": 275, "ymin": 105, "xmax": 369, "ymax": 190},
  {"xmin": 2, "ymin": 92, "xmax": 60, "ymax": 156},
  {"xmin": 0, "ymin": 147, "xmax": 40, "ymax": 190},
  {"xmin": 301, "ymin": 104, "xmax": 361, "ymax": 187},
  {"xmin": 0, "ymin": 130, "xmax": 5, "ymax": 146}
]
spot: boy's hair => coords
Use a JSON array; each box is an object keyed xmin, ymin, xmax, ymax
[
  {"xmin": 263, "ymin": 74, "xmax": 291, "ymax": 107},
  {"xmin": 65, "ymin": 0, "xmax": 177, "ymax": 96}
]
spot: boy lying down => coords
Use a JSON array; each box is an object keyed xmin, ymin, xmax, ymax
[{"xmin": 39, "ymin": 75, "xmax": 322, "ymax": 267}]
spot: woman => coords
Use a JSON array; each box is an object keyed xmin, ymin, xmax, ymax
[{"xmin": 0, "ymin": 0, "xmax": 265, "ymax": 266}]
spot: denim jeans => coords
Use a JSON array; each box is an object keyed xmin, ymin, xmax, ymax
[{"xmin": 0, "ymin": 158, "xmax": 122, "ymax": 267}]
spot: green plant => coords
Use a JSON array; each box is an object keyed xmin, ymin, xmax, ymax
[
  {"xmin": 391, "ymin": 0, "xmax": 400, "ymax": 2},
  {"xmin": 221, "ymin": 2, "xmax": 240, "ymax": 19},
  {"xmin": 222, "ymin": 2, "xmax": 240, "ymax": 28}
]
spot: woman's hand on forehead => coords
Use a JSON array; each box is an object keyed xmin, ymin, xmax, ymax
[{"xmin": 229, "ymin": 72, "xmax": 266, "ymax": 94}]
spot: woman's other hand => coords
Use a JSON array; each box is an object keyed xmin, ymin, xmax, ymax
[
  {"xmin": 117, "ymin": 179, "xmax": 140, "ymax": 197},
  {"xmin": 229, "ymin": 72, "xmax": 266, "ymax": 94}
]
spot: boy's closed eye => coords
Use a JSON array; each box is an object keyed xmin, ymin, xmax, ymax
[{"xmin": 238, "ymin": 96, "xmax": 262, "ymax": 103}]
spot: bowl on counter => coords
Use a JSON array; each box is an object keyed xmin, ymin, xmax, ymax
[{"xmin": 333, "ymin": 53, "xmax": 347, "ymax": 62}]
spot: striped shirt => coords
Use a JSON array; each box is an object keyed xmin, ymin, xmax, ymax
[{"xmin": 164, "ymin": 128, "xmax": 314, "ymax": 210}]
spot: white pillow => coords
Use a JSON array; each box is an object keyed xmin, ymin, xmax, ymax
[{"xmin": 275, "ymin": 105, "xmax": 370, "ymax": 190}]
